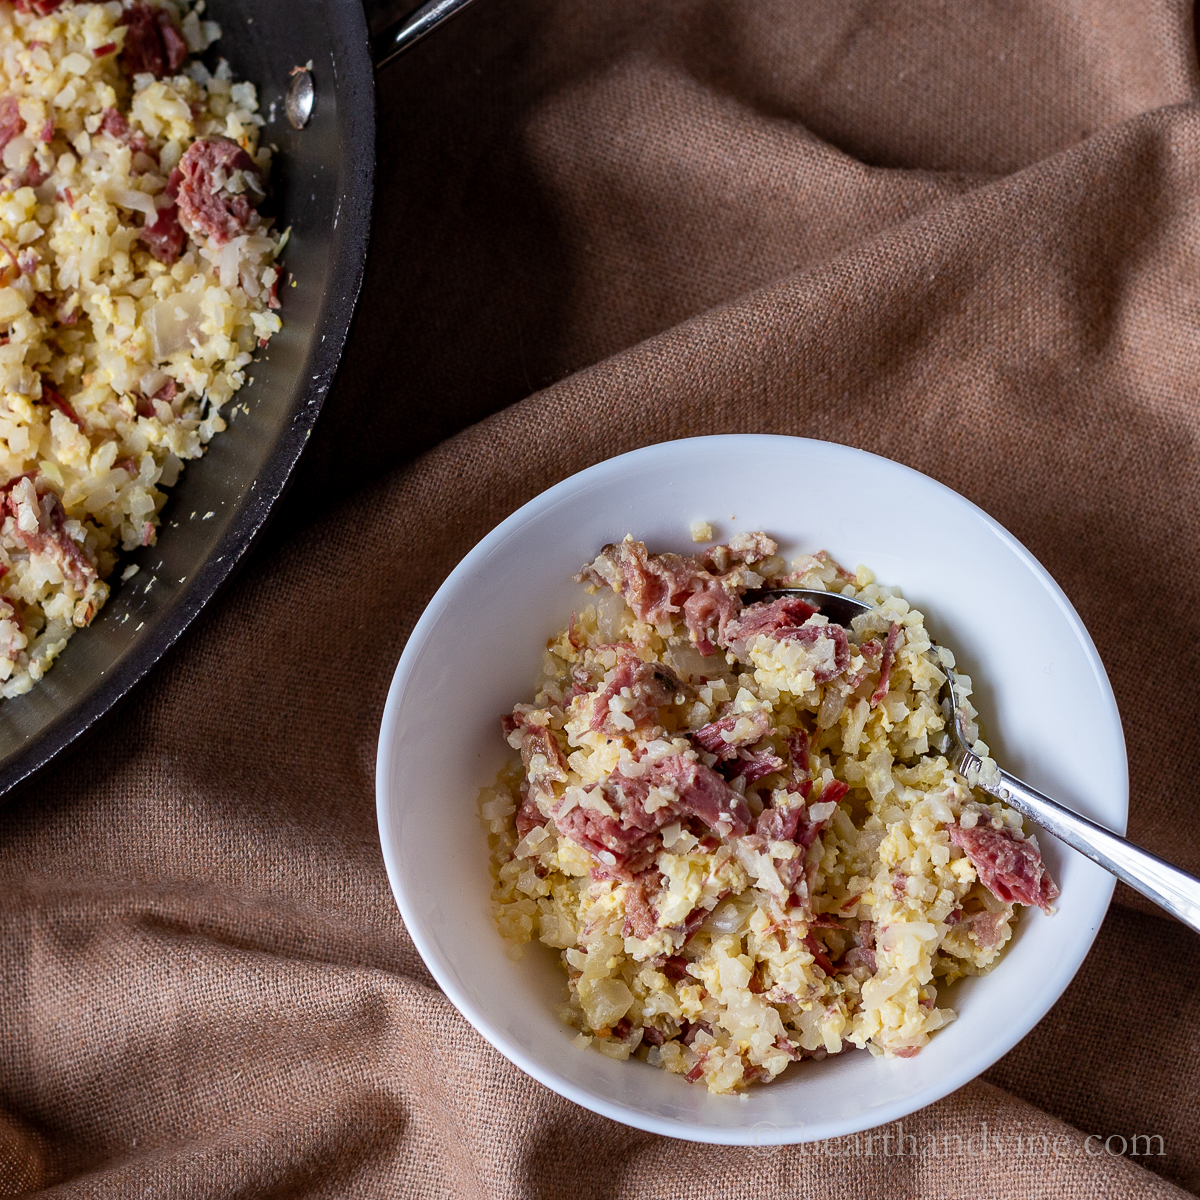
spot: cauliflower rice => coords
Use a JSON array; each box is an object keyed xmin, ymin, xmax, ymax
[
  {"xmin": 483, "ymin": 533, "xmax": 1059, "ymax": 1094},
  {"xmin": 0, "ymin": 0, "xmax": 282, "ymax": 697}
]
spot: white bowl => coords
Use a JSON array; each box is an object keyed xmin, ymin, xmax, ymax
[{"xmin": 376, "ymin": 434, "xmax": 1125, "ymax": 1145}]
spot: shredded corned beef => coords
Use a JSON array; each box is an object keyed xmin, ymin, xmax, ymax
[
  {"xmin": 0, "ymin": 96, "xmax": 23, "ymax": 156},
  {"xmin": 40, "ymin": 381, "xmax": 84, "ymax": 431},
  {"xmin": 870, "ymin": 622, "xmax": 902, "ymax": 708},
  {"xmin": 513, "ymin": 782, "xmax": 545, "ymax": 839},
  {"xmin": 589, "ymin": 651, "xmax": 685, "ymax": 734},
  {"xmin": 754, "ymin": 796, "xmax": 805, "ymax": 842},
  {"xmin": 176, "ymin": 137, "xmax": 264, "ymax": 245},
  {"xmin": 730, "ymin": 748, "xmax": 785, "ymax": 785},
  {"xmin": 4, "ymin": 481, "xmax": 96, "ymax": 592},
  {"xmin": 680, "ymin": 581, "xmax": 741, "ymax": 655},
  {"xmin": 136, "ymin": 376, "xmax": 177, "ymax": 419},
  {"xmin": 690, "ymin": 709, "xmax": 771, "ymax": 760},
  {"xmin": 621, "ymin": 878, "xmax": 659, "ymax": 939},
  {"xmin": 948, "ymin": 820, "xmax": 1059, "ymax": 913},
  {"xmin": 119, "ymin": 3, "xmax": 188, "ymax": 79},
  {"xmin": 100, "ymin": 108, "xmax": 129, "ymax": 140},
  {"xmin": 651, "ymin": 754, "xmax": 750, "ymax": 836},
  {"xmin": 551, "ymin": 753, "xmax": 750, "ymax": 877},
  {"xmin": 503, "ymin": 707, "xmax": 569, "ymax": 802},
  {"xmin": 838, "ymin": 920, "xmax": 877, "ymax": 973},
  {"xmin": 720, "ymin": 595, "xmax": 817, "ymax": 658},
  {"xmin": 553, "ymin": 799, "xmax": 660, "ymax": 880},
  {"xmin": 659, "ymin": 955, "xmax": 690, "ymax": 982},
  {"xmin": 140, "ymin": 167, "xmax": 186, "ymax": 264},
  {"xmin": 955, "ymin": 907, "xmax": 1009, "ymax": 951},
  {"xmin": 802, "ymin": 931, "xmax": 835, "ymax": 976},
  {"xmin": 577, "ymin": 533, "xmax": 777, "ymax": 656}
]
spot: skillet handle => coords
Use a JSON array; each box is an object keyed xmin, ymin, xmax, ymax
[{"xmin": 370, "ymin": 0, "xmax": 482, "ymax": 68}]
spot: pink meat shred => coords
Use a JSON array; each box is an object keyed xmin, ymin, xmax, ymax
[
  {"xmin": 732, "ymin": 748, "xmax": 785, "ymax": 785},
  {"xmin": 100, "ymin": 108, "xmax": 130, "ymax": 140},
  {"xmin": 870, "ymin": 622, "xmax": 902, "ymax": 708},
  {"xmin": 3, "ymin": 483, "xmax": 97, "ymax": 592},
  {"xmin": 690, "ymin": 709, "xmax": 771, "ymax": 760},
  {"xmin": 40, "ymin": 381, "xmax": 84, "ymax": 430},
  {"xmin": 956, "ymin": 908, "xmax": 1009, "ymax": 950},
  {"xmin": 551, "ymin": 753, "xmax": 750, "ymax": 878},
  {"xmin": 948, "ymin": 820, "xmax": 1059, "ymax": 913},
  {"xmin": 119, "ymin": 3, "xmax": 188, "ymax": 79},
  {"xmin": 621, "ymin": 879, "xmax": 659, "ymax": 939},
  {"xmin": 0, "ymin": 96, "xmax": 23, "ymax": 156},
  {"xmin": 502, "ymin": 708, "xmax": 569, "ymax": 803},
  {"xmin": 589, "ymin": 652, "xmax": 685, "ymax": 734},
  {"xmin": 139, "ymin": 166, "xmax": 187, "ymax": 264},
  {"xmin": 176, "ymin": 137, "xmax": 264, "ymax": 246},
  {"xmin": 576, "ymin": 533, "xmax": 777, "ymax": 656},
  {"xmin": 719, "ymin": 595, "xmax": 817, "ymax": 658},
  {"xmin": 513, "ymin": 782, "xmax": 545, "ymax": 839},
  {"xmin": 651, "ymin": 755, "xmax": 750, "ymax": 836}
]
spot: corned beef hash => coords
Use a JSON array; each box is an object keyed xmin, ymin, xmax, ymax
[
  {"xmin": 0, "ymin": 1, "xmax": 282, "ymax": 697},
  {"xmin": 481, "ymin": 532, "xmax": 1058, "ymax": 1094}
]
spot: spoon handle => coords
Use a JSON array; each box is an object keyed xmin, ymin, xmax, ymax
[{"xmin": 982, "ymin": 768, "xmax": 1200, "ymax": 934}]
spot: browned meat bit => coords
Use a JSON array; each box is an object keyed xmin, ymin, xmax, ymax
[
  {"xmin": 176, "ymin": 137, "xmax": 265, "ymax": 245},
  {"xmin": 659, "ymin": 955, "xmax": 690, "ymax": 982},
  {"xmin": 119, "ymin": 3, "xmax": 188, "ymax": 80}
]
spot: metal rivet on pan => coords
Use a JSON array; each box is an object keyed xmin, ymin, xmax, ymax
[{"xmin": 286, "ymin": 61, "xmax": 314, "ymax": 130}]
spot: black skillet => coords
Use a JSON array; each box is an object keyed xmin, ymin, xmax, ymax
[{"xmin": 0, "ymin": 0, "xmax": 477, "ymax": 798}]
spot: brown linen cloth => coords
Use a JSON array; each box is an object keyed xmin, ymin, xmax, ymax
[{"xmin": 2, "ymin": 0, "xmax": 1200, "ymax": 1195}]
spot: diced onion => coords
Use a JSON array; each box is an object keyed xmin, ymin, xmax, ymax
[
  {"xmin": 0, "ymin": 287, "xmax": 28, "ymax": 323},
  {"xmin": 138, "ymin": 368, "xmax": 168, "ymax": 396},
  {"xmin": 113, "ymin": 188, "xmax": 157, "ymax": 217},
  {"xmin": 2, "ymin": 134, "xmax": 30, "ymax": 171},
  {"xmin": 143, "ymin": 291, "xmax": 202, "ymax": 358}
]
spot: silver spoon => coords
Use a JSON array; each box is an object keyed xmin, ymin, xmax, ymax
[{"xmin": 753, "ymin": 588, "xmax": 1200, "ymax": 934}]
